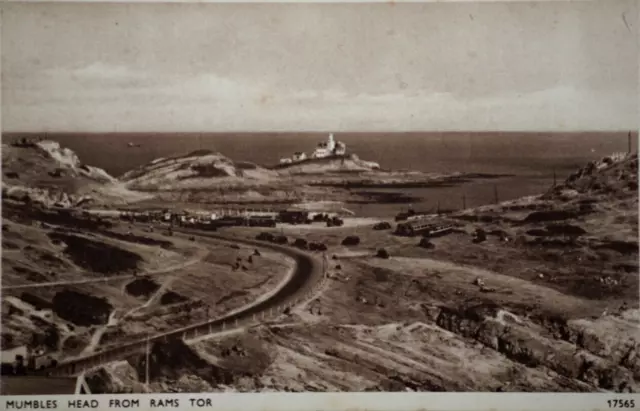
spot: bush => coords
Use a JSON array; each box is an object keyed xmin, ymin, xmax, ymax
[
  {"xmin": 376, "ymin": 249, "xmax": 390, "ymax": 259},
  {"xmin": 42, "ymin": 326, "xmax": 60, "ymax": 351},
  {"xmin": 418, "ymin": 238, "xmax": 435, "ymax": 249},
  {"xmin": 309, "ymin": 242, "xmax": 328, "ymax": 252},
  {"xmin": 341, "ymin": 236, "xmax": 360, "ymax": 246},
  {"xmin": 256, "ymin": 232, "xmax": 274, "ymax": 242},
  {"xmin": 373, "ymin": 222, "xmax": 392, "ymax": 230},
  {"xmin": 273, "ymin": 235, "xmax": 288, "ymax": 244},
  {"xmin": 330, "ymin": 217, "xmax": 344, "ymax": 227},
  {"xmin": 293, "ymin": 238, "xmax": 308, "ymax": 249},
  {"xmin": 52, "ymin": 290, "xmax": 113, "ymax": 326},
  {"xmin": 312, "ymin": 214, "xmax": 329, "ymax": 222}
]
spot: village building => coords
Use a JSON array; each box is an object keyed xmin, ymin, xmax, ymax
[
  {"xmin": 395, "ymin": 218, "xmax": 456, "ymax": 237},
  {"xmin": 1, "ymin": 345, "xmax": 59, "ymax": 374}
]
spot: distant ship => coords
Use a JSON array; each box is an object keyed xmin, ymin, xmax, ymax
[{"xmin": 127, "ymin": 142, "xmax": 141, "ymax": 148}]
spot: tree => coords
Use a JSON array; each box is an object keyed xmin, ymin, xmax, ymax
[
  {"xmin": 30, "ymin": 332, "xmax": 42, "ymax": 348},
  {"xmin": 44, "ymin": 326, "xmax": 60, "ymax": 351}
]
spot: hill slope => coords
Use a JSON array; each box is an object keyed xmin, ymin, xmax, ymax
[
  {"xmin": 549, "ymin": 151, "xmax": 638, "ymax": 198},
  {"xmin": 450, "ymin": 151, "xmax": 638, "ymax": 300},
  {"xmin": 2, "ymin": 139, "xmax": 149, "ymax": 207},
  {"xmin": 120, "ymin": 150, "xmax": 279, "ymax": 191}
]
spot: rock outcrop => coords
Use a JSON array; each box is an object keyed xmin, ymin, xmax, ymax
[
  {"xmin": 275, "ymin": 154, "xmax": 381, "ymax": 175},
  {"xmin": 435, "ymin": 304, "xmax": 638, "ymax": 393},
  {"xmin": 2, "ymin": 139, "xmax": 149, "ymax": 207}
]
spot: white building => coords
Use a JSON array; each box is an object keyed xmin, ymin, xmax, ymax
[
  {"xmin": 312, "ymin": 133, "xmax": 337, "ymax": 158},
  {"xmin": 1, "ymin": 346, "xmax": 28, "ymax": 366},
  {"xmin": 279, "ymin": 133, "xmax": 348, "ymax": 164},
  {"xmin": 311, "ymin": 133, "xmax": 348, "ymax": 159},
  {"xmin": 292, "ymin": 152, "xmax": 307, "ymax": 162}
]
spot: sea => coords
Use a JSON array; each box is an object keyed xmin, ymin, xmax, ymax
[{"xmin": 2, "ymin": 132, "xmax": 634, "ymax": 217}]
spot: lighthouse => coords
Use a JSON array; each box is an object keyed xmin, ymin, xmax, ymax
[
  {"xmin": 312, "ymin": 133, "xmax": 345, "ymax": 159},
  {"xmin": 279, "ymin": 133, "xmax": 348, "ymax": 164},
  {"xmin": 327, "ymin": 133, "xmax": 336, "ymax": 152}
]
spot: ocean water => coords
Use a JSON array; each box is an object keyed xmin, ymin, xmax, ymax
[{"xmin": 3, "ymin": 132, "xmax": 633, "ymax": 215}]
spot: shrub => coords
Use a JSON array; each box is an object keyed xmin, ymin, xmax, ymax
[
  {"xmin": 341, "ymin": 236, "xmax": 360, "ymax": 246},
  {"xmin": 376, "ymin": 249, "xmax": 390, "ymax": 259},
  {"xmin": 418, "ymin": 238, "xmax": 435, "ymax": 249}
]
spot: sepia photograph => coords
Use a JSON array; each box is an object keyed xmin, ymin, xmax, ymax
[{"xmin": 1, "ymin": 0, "xmax": 638, "ymax": 397}]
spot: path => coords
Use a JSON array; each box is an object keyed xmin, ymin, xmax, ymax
[
  {"xmin": 79, "ymin": 311, "xmax": 119, "ymax": 356},
  {"xmin": 122, "ymin": 268, "xmax": 183, "ymax": 319},
  {"xmin": 1, "ymin": 249, "xmax": 209, "ymax": 291}
]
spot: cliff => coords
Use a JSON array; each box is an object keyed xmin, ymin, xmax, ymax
[
  {"xmin": 2, "ymin": 140, "xmax": 148, "ymax": 207},
  {"xmin": 434, "ymin": 303, "xmax": 638, "ymax": 392}
]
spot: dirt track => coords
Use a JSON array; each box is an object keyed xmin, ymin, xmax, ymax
[{"xmin": 0, "ymin": 251, "xmax": 208, "ymax": 291}]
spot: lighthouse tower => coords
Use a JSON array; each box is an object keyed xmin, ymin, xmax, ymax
[{"xmin": 327, "ymin": 133, "xmax": 336, "ymax": 153}]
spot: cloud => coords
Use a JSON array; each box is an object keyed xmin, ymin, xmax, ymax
[
  {"xmin": 4, "ymin": 64, "xmax": 637, "ymax": 132},
  {"xmin": 69, "ymin": 62, "xmax": 134, "ymax": 79},
  {"xmin": 242, "ymin": 85, "xmax": 636, "ymax": 131}
]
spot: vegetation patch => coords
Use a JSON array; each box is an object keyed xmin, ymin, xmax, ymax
[
  {"xmin": 126, "ymin": 278, "xmax": 161, "ymax": 299},
  {"xmin": 52, "ymin": 290, "xmax": 113, "ymax": 326},
  {"xmin": 47, "ymin": 232, "xmax": 142, "ymax": 274},
  {"xmin": 160, "ymin": 291, "xmax": 188, "ymax": 305}
]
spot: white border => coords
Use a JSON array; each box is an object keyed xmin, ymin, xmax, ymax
[
  {"xmin": 1, "ymin": 1, "xmax": 638, "ymax": 410},
  {"xmin": 1, "ymin": 0, "xmax": 599, "ymax": 3},
  {"xmin": 2, "ymin": 393, "xmax": 639, "ymax": 411}
]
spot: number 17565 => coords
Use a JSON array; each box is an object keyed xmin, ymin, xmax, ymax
[{"xmin": 608, "ymin": 399, "xmax": 636, "ymax": 408}]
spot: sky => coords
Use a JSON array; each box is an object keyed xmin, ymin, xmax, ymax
[{"xmin": 1, "ymin": 1, "xmax": 638, "ymax": 132}]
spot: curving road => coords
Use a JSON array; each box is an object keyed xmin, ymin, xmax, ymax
[{"xmin": 39, "ymin": 228, "xmax": 324, "ymax": 377}]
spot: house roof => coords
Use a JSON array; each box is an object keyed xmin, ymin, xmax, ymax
[{"xmin": 1, "ymin": 376, "xmax": 86, "ymax": 395}]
